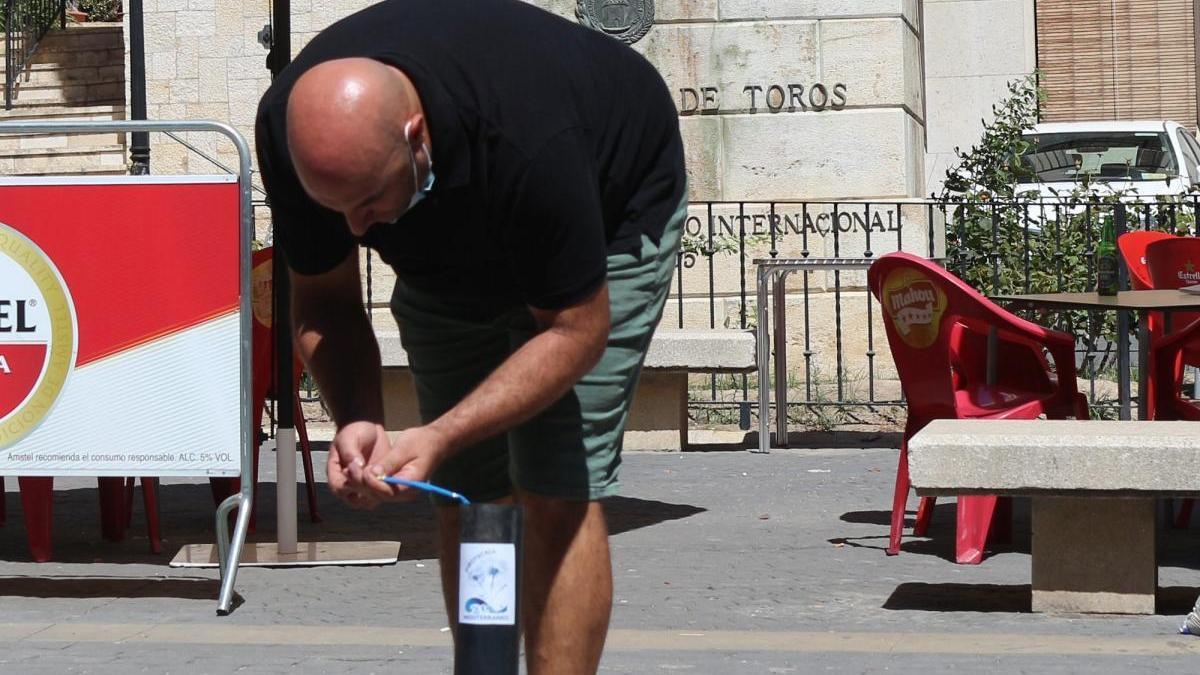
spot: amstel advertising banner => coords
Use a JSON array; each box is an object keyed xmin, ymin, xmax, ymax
[{"xmin": 0, "ymin": 176, "xmax": 241, "ymax": 476}]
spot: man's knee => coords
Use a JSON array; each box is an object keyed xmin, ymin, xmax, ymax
[{"xmin": 518, "ymin": 492, "xmax": 607, "ymax": 542}]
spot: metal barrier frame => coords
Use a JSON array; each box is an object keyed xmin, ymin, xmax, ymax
[
  {"xmin": 0, "ymin": 119, "xmax": 254, "ymax": 615},
  {"xmin": 755, "ymin": 257, "xmax": 878, "ymax": 454}
]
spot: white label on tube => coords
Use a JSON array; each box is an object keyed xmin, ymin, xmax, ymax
[{"xmin": 459, "ymin": 542, "xmax": 517, "ymax": 626}]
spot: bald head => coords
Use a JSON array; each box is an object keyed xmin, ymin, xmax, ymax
[{"xmin": 287, "ymin": 58, "xmax": 430, "ymax": 235}]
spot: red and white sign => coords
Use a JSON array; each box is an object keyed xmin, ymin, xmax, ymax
[{"xmin": 0, "ymin": 176, "xmax": 242, "ymax": 476}]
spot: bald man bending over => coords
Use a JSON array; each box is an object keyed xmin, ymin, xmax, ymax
[{"xmin": 255, "ymin": 1, "xmax": 685, "ymax": 672}]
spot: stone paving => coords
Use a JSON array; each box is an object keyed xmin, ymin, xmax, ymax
[{"xmin": 1, "ymin": 436, "xmax": 1199, "ymax": 673}]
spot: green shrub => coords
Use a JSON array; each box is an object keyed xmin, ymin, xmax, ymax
[{"xmin": 76, "ymin": 0, "xmax": 121, "ymax": 22}]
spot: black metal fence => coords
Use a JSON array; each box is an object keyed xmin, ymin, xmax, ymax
[
  {"xmin": 357, "ymin": 194, "xmax": 1199, "ymax": 430},
  {"xmin": 3, "ymin": 0, "xmax": 65, "ymax": 109},
  {"xmin": 666, "ymin": 200, "xmax": 941, "ymax": 429},
  {"xmin": 671, "ymin": 195, "xmax": 1200, "ymax": 428}
]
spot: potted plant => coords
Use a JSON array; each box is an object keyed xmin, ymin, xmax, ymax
[
  {"xmin": 65, "ymin": 2, "xmax": 88, "ymax": 23},
  {"xmin": 73, "ymin": 0, "xmax": 122, "ymax": 22}
]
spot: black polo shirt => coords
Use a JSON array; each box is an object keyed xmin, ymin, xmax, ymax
[{"xmin": 255, "ymin": 0, "xmax": 686, "ymax": 310}]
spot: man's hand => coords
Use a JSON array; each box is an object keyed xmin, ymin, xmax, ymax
[
  {"xmin": 328, "ymin": 420, "xmax": 392, "ymax": 509},
  {"xmin": 356, "ymin": 425, "xmax": 453, "ymax": 501}
]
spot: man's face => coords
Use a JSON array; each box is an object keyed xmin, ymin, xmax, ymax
[{"xmin": 297, "ymin": 141, "xmax": 419, "ymax": 237}]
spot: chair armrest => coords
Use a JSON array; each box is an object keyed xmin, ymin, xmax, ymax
[{"xmin": 1154, "ymin": 316, "xmax": 1200, "ymax": 354}]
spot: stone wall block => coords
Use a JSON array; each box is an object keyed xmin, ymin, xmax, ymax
[
  {"xmin": 198, "ymin": 56, "xmax": 229, "ymax": 102},
  {"xmin": 174, "ymin": 36, "xmax": 200, "ymax": 78},
  {"xmin": 228, "ymin": 54, "xmax": 268, "ymax": 80},
  {"xmin": 175, "ymin": 11, "xmax": 217, "ymax": 38},
  {"xmin": 227, "ymin": 79, "xmax": 269, "ymax": 127},
  {"xmin": 819, "ymin": 18, "xmax": 919, "ymax": 113},
  {"xmin": 658, "ymin": 1, "xmax": 719, "ymax": 21},
  {"xmin": 923, "ymin": 0, "xmax": 1030, "ymax": 79},
  {"xmin": 722, "ymin": 109, "xmax": 912, "ymax": 201},
  {"xmin": 149, "ymin": 51, "xmax": 177, "ymax": 79},
  {"xmin": 636, "ymin": 22, "xmax": 822, "ymax": 114},
  {"xmin": 719, "ymin": 0, "xmax": 911, "ymax": 22},
  {"xmin": 680, "ymin": 115, "xmax": 723, "ymax": 201},
  {"xmin": 144, "ymin": 12, "xmax": 177, "ymax": 54}
]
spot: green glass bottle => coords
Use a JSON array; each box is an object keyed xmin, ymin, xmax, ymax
[{"xmin": 1096, "ymin": 215, "xmax": 1119, "ymax": 296}]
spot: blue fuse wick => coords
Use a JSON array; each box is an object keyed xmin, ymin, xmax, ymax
[{"xmin": 380, "ymin": 476, "xmax": 471, "ymax": 505}]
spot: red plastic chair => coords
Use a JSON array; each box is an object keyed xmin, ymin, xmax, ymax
[
  {"xmin": 1121, "ymin": 231, "xmax": 1183, "ymax": 420},
  {"xmin": 869, "ymin": 253, "xmax": 1089, "ymax": 564},
  {"xmin": 1152, "ymin": 314, "xmax": 1200, "ymax": 531},
  {"xmin": 209, "ymin": 247, "xmax": 321, "ymax": 530},
  {"xmin": 1145, "ymin": 237, "xmax": 1200, "ymax": 357},
  {"xmin": 1152, "ymin": 317, "xmax": 1200, "ymax": 423},
  {"xmin": 1119, "ymin": 230, "xmax": 1175, "ymax": 291},
  {"xmin": 8, "ymin": 476, "xmax": 161, "ymax": 562},
  {"xmin": 1144, "ymin": 238, "xmax": 1200, "ymax": 526}
]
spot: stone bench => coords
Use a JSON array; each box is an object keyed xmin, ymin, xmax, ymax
[
  {"xmin": 908, "ymin": 419, "xmax": 1200, "ymax": 615},
  {"xmin": 375, "ymin": 326, "xmax": 757, "ymax": 450}
]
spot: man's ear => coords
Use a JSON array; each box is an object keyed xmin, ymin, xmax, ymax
[{"xmin": 405, "ymin": 113, "xmax": 428, "ymax": 146}]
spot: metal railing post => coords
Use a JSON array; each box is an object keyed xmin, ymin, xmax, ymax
[
  {"xmin": 5, "ymin": 0, "xmax": 13, "ymax": 110},
  {"xmin": 128, "ymin": 0, "xmax": 150, "ymax": 173},
  {"xmin": 4, "ymin": 0, "xmax": 68, "ymax": 111}
]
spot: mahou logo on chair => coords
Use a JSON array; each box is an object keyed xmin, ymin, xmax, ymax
[
  {"xmin": 882, "ymin": 268, "xmax": 947, "ymax": 348},
  {"xmin": 0, "ymin": 222, "xmax": 78, "ymax": 450}
]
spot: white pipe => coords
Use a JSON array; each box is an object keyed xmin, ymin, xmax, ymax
[{"xmin": 276, "ymin": 428, "xmax": 298, "ymax": 555}]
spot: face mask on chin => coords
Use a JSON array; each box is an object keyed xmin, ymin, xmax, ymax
[{"xmin": 390, "ymin": 120, "xmax": 435, "ymax": 224}]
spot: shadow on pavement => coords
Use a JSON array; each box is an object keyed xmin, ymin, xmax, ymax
[
  {"xmin": 0, "ymin": 575, "xmax": 222, "ymax": 600},
  {"xmin": 884, "ymin": 582, "xmax": 1200, "ymax": 616},
  {"xmin": 885, "ymin": 582, "xmax": 1033, "ymax": 613},
  {"xmin": 0, "ymin": 484, "xmax": 704, "ymax": 565},
  {"xmin": 834, "ymin": 502, "xmax": 1033, "ymax": 563},
  {"xmin": 696, "ymin": 431, "xmax": 901, "ymax": 453},
  {"xmin": 603, "ymin": 495, "xmax": 705, "ymax": 535}
]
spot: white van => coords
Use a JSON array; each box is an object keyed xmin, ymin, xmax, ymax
[{"xmin": 1018, "ymin": 121, "xmax": 1200, "ymax": 199}]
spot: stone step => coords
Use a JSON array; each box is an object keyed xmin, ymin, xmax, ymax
[
  {"xmin": 5, "ymin": 79, "xmax": 124, "ymax": 106},
  {"xmin": 0, "ymin": 130, "xmax": 125, "ymax": 152},
  {"xmin": 13, "ymin": 63, "xmax": 125, "ymax": 87},
  {"xmin": 0, "ymin": 97, "xmax": 124, "ymax": 112},
  {"xmin": 29, "ymin": 47, "xmax": 124, "ymax": 69},
  {"xmin": 0, "ymin": 103, "xmax": 125, "ymax": 122},
  {"xmin": 33, "ymin": 24, "xmax": 124, "ymax": 54},
  {"xmin": 0, "ymin": 145, "xmax": 128, "ymax": 176}
]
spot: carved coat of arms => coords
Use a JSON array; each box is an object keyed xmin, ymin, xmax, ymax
[{"xmin": 576, "ymin": 0, "xmax": 655, "ymax": 45}]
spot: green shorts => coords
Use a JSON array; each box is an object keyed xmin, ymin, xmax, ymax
[{"xmin": 390, "ymin": 196, "xmax": 686, "ymax": 503}]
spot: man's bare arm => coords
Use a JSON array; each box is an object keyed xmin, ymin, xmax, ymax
[
  {"xmin": 360, "ymin": 282, "xmax": 611, "ymax": 492},
  {"xmin": 429, "ymin": 283, "xmax": 610, "ymax": 449},
  {"xmin": 289, "ymin": 249, "xmax": 384, "ymax": 427}
]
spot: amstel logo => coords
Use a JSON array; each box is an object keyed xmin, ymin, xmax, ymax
[
  {"xmin": 0, "ymin": 222, "xmax": 77, "ymax": 451},
  {"xmin": 881, "ymin": 268, "xmax": 947, "ymax": 349}
]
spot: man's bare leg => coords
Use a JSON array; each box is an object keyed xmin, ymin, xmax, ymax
[
  {"xmin": 518, "ymin": 491, "xmax": 612, "ymax": 675},
  {"xmin": 436, "ymin": 494, "xmax": 612, "ymax": 674}
]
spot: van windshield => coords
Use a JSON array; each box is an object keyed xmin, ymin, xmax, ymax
[{"xmin": 1020, "ymin": 131, "xmax": 1178, "ymax": 182}]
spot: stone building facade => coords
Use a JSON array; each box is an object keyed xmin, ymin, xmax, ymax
[
  {"xmin": 127, "ymin": 0, "xmax": 1036, "ymax": 399},
  {"xmin": 134, "ymin": 0, "xmax": 943, "ymax": 202}
]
